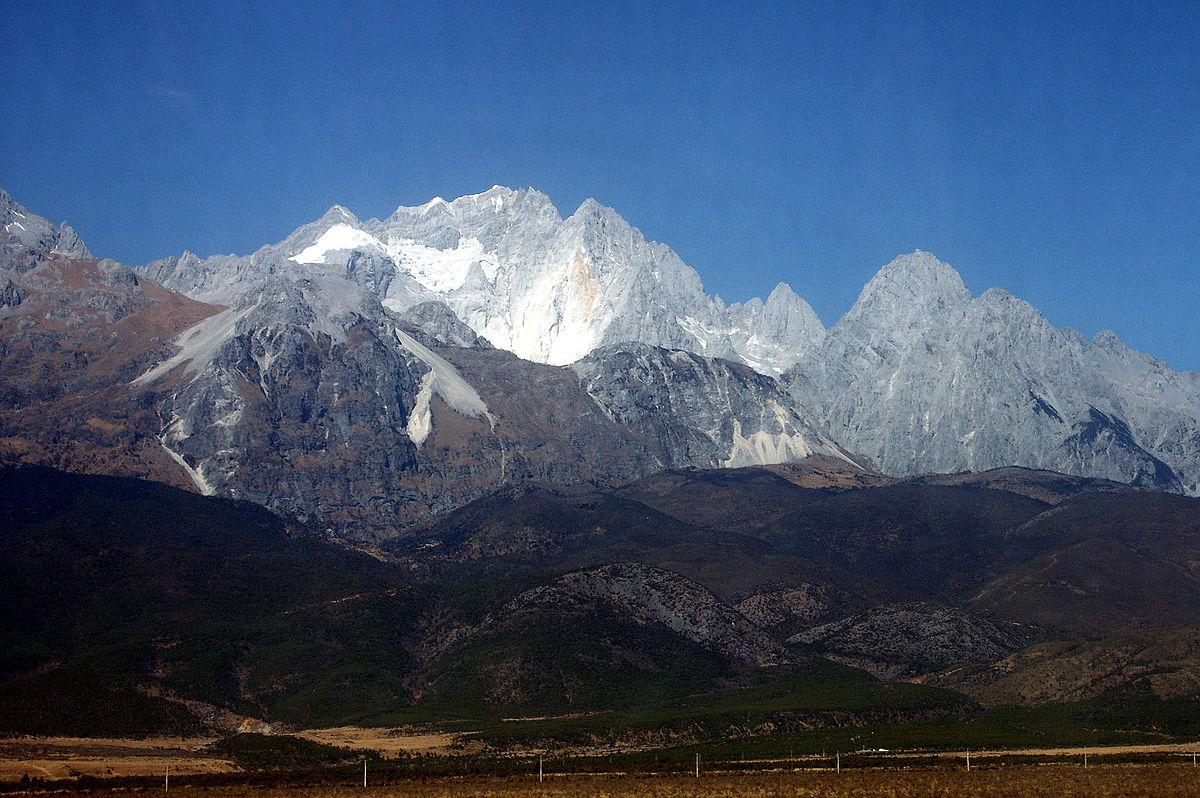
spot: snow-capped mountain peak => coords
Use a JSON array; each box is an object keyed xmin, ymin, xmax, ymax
[
  {"xmin": 142, "ymin": 187, "xmax": 816, "ymax": 373},
  {"xmin": 289, "ymin": 222, "xmax": 381, "ymax": 265}
]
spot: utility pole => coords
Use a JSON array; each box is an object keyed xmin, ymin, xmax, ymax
[
  {"xmin": 1084, "ymin": 752, "xmax": 1088, "ymax": 768},
  {"xmin": 164, "ymin": 764, "xmax": 169, "ymax": 792},
  {"xmin": 966, "ymin": 750, "xmax": 971, "ymax": 772},
  {"xmin": 538, "ymin": 755, "xmax": 543, "ymax": 783},
  {"xmin": 363, "ymin": 758, "xmax": 367, "ymax": 788},
  {"xmin": 695, "ymin": 753, "xmax": 700, "ymax": 778},
  {"xmin": 836, "ymin": 752, "xmax": 840, "ymax": 773}
]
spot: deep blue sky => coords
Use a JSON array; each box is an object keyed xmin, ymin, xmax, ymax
[{"xmin": 2, "ymin": 1, "xmax": 1198, "ymax": 369}]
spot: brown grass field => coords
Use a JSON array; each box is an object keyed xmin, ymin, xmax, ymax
[
  {"xmin": 0, "ymin": 736, "xmax": 236, "ymax": 781},
  {"xmin": 12, "ymin": 766, "xmax": 1200, "ymax": 797},
  {"xmin": 4, "ymin": 734, "xmax": 1200, "ymax": 796},
  {"xmin": 295, "ymin": 727, "xmax": 473, "ymax": 756}
]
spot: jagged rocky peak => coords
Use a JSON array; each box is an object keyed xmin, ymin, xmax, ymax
[
  {"xmin": 762, "ymin": 283, "xmax": 825, "ymax": 344},
  {"xmin": 848, "ymin": 249, "xmax": 971, "ymax": 320},
  {"xmin": 389, "ymin": 184, "xmax": 515, "ymax": 218},
  {"xmin": 976, "ymin": 286, "xmax": 1053, "ymax": 322},
  {"xmin": 727, "ymin": 281, "xmax": 826, "ymax": 374},
  {"xmin": 382, "ymin": 185, "xmax": 561, "ymax": 251},
  {"xmin": 1092, "ymin": 329, "xmax": 1126, "ymax": 351},
  {"xmin": 766, "ymin": 280, "xmax": 811, "ymax": 310},
  {"xmin": 0, "ymin": 187, "xmax": 21, "ymax": 219},
  {"xmin": 879, "ymin": 248, "xmax": 969, "ymax": 289},
  {"xmin": 283, "ymin": 204, "xmax": 372, "ymax": 263},
  {"xmin": 51, "ymin": 221, "xmax": 92, "ymax": 258},
  {"xmin": 787, "ymin": 249, "xmax": 1200, "ymax": 496},
  {"xmin": 1, "ymin": 186, "xmax": 93, "ymax": 271},
  {"xmin": 570, "ymin": 195, "xmax": 623, "ymax": 225}
]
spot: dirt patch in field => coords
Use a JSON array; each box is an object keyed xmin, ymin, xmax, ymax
[{"xmin": 294, "ymin": 727, "xmax": 480, "ymax": 757}]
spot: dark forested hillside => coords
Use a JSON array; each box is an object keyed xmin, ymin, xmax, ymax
[{"xmin": 3, "ymin": 464, "xmax": 1199, "ymax": 743}]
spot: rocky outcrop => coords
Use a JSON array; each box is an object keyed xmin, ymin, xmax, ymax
[
  {"xmin": 789, "ymin": 602, "xmax": 1020, "ymax": 679},
  {"xmin": 734, "ymin": 585, "xmax": 839, "ymax": 635},
  {"xmin": 496, "ymin": 563, "xmax": 786, "ymax": 666},
  {"xmin": 575, "ymin": 342, "xmax": 855, "ymax": 468},
  {"xmin": 1, "ymin": 188, "xmax": 91, "ymax": 273},
  {"xmin": 399, "ymin": 300, "xmax": 492, "ymax": 349}
]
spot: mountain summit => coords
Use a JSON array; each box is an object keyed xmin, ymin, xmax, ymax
[
  {"xmin": 132, "ymin": 191, "xmax": 1200, "ymax": 497},
  {"xmin": 1, "ymin": 188, "xmax": 91, "ymax": 270},
  {"xmin": 141, "ymin": 187, "xmax": 818, "ymax": 374},
  {"xmin": 787, "ymin": 251, "xmax": 1200, "ymax": 494}
]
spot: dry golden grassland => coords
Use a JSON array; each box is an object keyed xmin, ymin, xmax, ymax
[
  {"xmin": 295, "ymin": 727, "xmax": 473, "ymax": 757},
  {"xmin": 0, "ymin": 736, "xmax": 236, "ymax": 781}
]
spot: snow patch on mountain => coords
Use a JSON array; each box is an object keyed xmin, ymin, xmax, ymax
[
  {"xmin": 382, "ymin": 235, "xmax": 498, "ymax": 293},
  {"xmin": 132, "ymin": 307, "xmax": 251, "ymax": 386},
  {"xmin": 393, "ymin": 326, "xmax": 493, "ymax": 439},
  {"xmin": 290, "ymin": 224, "xmax": 383, "ymax": 264},
  {"xmin": 406, "ymin": 371, "xmax": 436, "ymax": 446}
]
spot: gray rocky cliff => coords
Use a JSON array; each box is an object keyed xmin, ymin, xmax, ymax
[{"xmin": 786, "ymin": 251, "xmax": 1200, "ymax": 494}]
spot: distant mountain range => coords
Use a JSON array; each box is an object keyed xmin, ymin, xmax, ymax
[
  {"xmin": 2, "ymin": 184, "xmax": 1198, "ymax": 543},
  {"xmin": 4, "ymin": 184, "xmax": 1200, "ymax": 746}
]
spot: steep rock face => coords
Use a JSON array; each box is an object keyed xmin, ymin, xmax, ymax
[
  {"xmin": 138, "ymin": 187, "xmax": 822, "ymax": 374},
  {"xmin": 375, "ymin": 189, "xmax": 759, "ymax": 366},
  {"xmin": 0, "ymin": 195, "xmax": 218, "ymax": 488},
  {"xmin": 575, "ymin": 342, "xmax": 855, "ymax": 468},
  {"xmin": 127, "ymin": 271, "xmax": 830, "ymax": 538},
  {"xmin": 399, "ymin": 301, "xmax": 492, "ymax": 349},
  {"xmin": 1, "ymin": 188, "xmax": 91, "ymax": 273},
  {"xmin": 787, "ymin": 251, "xmax": 1200, "ymax": 494},
  {"xmin": 125, "ymin": 271, "xmax": 657, "ymax": 537},
  {"xmin": 130, "ymin": 277, "xmax": 434, "ymax": 533}
]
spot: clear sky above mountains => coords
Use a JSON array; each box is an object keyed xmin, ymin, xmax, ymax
[{"xmin": 2, "ymin": 0, "xmax": 1197, "ymax": 369}]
